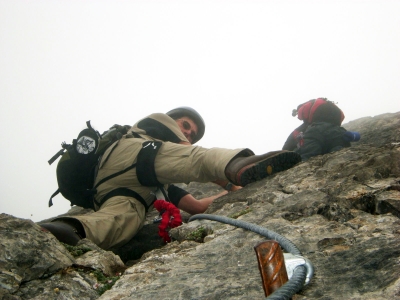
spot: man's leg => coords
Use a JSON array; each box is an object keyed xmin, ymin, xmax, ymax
[
  {"xmin": 154, "ymin": 143, "xmax": 301, "ymax": 186},
  {"xmin": 40, "ymin": 218, "xmax": 84, "ymax": 246},
  {"xmin": 224, "ymin": 150, "xmax": 302, "ymax": 186},
  {"xmin": 154, "ymin": 144, "xmax": 248, "ymax": 183},
  {"xmin": 40, "ymin": 196, "xmax": 146, "ymax": 249}
]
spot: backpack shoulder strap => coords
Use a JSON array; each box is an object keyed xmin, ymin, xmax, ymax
[
  {"xmin": 136, "ymin": 141, "xmax": 163, "ymax": 187},
  {"xmin": 48, "ymin": 189, "xmax": 60, "ymax": 207}
]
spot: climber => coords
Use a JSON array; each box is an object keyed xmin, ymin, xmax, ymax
[
  {"xmin": 41, "ymin": 106, "xmax": 301, "ymax": 249},
  {"xmin": 282, "ymin": 98, "xmax": 360, "ymax": 161}
]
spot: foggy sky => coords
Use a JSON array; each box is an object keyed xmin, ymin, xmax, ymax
[{"xmin": 1, "ymin": 0, "xmax": 399, "ymax": 222}]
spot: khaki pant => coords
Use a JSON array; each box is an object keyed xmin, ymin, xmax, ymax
[
  {"xmin": 58, "ymin": 137, "xmax": 248, "ymax": 249},
  {"xmin": 73, "ymin": 196, "xmax": 146, "ymax": 249}
]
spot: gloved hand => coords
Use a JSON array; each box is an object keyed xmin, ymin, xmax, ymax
[{"xmin": 343, "ymin": 131, "xmax": 361, "ymax": 142}]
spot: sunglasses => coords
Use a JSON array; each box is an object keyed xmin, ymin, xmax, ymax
[{"xmin": 181, "ymin": 120, "xmax": 197, "ymax": 141}]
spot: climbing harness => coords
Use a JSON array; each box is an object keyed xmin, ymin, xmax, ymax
[{"xmin": 189, "ymin": 214, "xmax": 314, "ymax": 300}]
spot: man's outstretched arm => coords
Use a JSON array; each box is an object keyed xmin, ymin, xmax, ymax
[{"xmin": 177, "ymin": 191, "xmax": 228, "ymax": 215}]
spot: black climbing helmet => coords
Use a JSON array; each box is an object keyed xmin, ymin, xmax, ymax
[{"xmin": 166, "ymin": 106, "xmax": 205, "ymax": 144}]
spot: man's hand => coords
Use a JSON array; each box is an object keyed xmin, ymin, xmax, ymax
[{"xmin": 177, "ymin": 191, "xmax": 228, "ymax": 215}]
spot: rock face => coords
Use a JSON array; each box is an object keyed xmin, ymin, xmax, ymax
[
  {"xmin": 1, "ymin": 111, "xmax": 400, "ymax": 299},
  {"xmin": 343, "ymin": 112, "xmax": 400, "ymax": 147}
]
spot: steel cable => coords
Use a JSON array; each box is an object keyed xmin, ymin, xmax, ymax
[{"xmin": 189, "ymin": 214, "xmax": 312, "ymax": 300}]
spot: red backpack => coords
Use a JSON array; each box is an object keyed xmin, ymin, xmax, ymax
[{"xmin": 294, "ymin": 98, "xmax": 345, "ymax": 124}]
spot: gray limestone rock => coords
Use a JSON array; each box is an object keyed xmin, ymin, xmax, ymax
[{"xmin": 1, "ymin": 111, "xmax": 399, "ymax": 299}]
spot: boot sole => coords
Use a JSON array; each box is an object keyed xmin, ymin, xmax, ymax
[{"xmin": 238, "ymin": 152, "xmax": 301, "ymax": 186}]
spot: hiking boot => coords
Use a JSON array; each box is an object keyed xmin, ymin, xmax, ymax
[
  {"xmin": 40, "ymin": 221, "xmax": 84, "ymax": 246},
  {"xmin": 225, "ymin": 150, "xmax": 301, "ymax": 186}
]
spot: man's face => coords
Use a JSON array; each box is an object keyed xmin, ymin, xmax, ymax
[{"xmin": 175, "ymin": 117, "xmax": 198, "ymax": 144}]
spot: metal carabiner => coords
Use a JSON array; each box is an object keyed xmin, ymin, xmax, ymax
[{"xmin": 283, "ymin": 253, "xmax": 314, "ymax": 285}]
